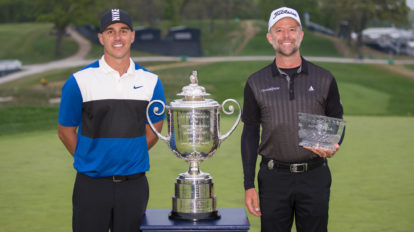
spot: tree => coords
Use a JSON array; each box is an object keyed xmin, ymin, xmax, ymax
[
  {"xmin": 0, "ymin": 0, "xmax": 36, "ymax": 23},
  {"xmin": 36, "ymin": 0, "xmax": 101, "ymax": 57},
  {"xmin": 104, "ymin": 0, "xmax": 164, "ymax": 26},
  {"xmin": 320, "ymin": 0, "xmax": 409, "ymax": 52},
  {"xmin": 163, "ymin": 0, "xmax": 189, "ymax": 27},
  {"xmin": 258, "ymin": 0, "xmax": 319, "ymax": 22},
  {"xmin": 136, "ymin": 0, "xmax": 164, "ymax": 26},
  {"xmin": 205, "ymin": 0, "xmax": 221, "ymax": 32}
]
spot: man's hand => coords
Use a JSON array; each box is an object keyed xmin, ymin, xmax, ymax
[
  {"xmin": 245, "ymin": 188, "xmax": 262, "ymax": 217},
  {"xmin": 304, "ymin": 144, "xmax": 339, "ymax": 158}
]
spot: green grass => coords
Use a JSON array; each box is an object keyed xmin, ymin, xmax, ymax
[
  {"xmin": 158, "ymin": 19, "xmax": 245, "ymax": 56},
  {"xmin": 1, "ymin": 116, "xmax": 413, "ymax": 231},
  {"xmin": 0, "ymin": 106, "xmax": 58, "ymax": 136},
  {"xmin": 85, "ymin": 19, "xmax": 246, "ymax": 58},
  {"xmin": 321, "ymin": 63, "xmax": 414, "ymax": 116},
  {"xmin": 300, "ymin": 30, "xmax": 343, "ymax": 57},
  {"xmin": 1, "ymin": 19, "xmax": 414, "ymax": 232},
  {"xmin": 87, "ymin": 42, "xmax": 160, "ymax": 60},
  {"xmin": 404, "ymin": 64, "xmax": 414, "ymax": 71},
  {"xmin": 0, "ymin": 67, "xmax": 80, "ymax": 106},
  {"xmin": 240, "ymin": 21, "xmax": 342, "ymax": 58},
  {"xmin": 154, "ymin": 61, "xmax": 414, "ymax": 116},
  {"xmin": 0, "ymin": 23, "xmax": 77, "ymax": 64},
  {"xmin": 328, "ymin": 116, "xmax": 414, "ymax": 232},
  {"xmin": 339, "ymin": 82, "xmax": 390, "ymax": 115},
  {"xmin": 1, "ymin": 61, "xmax": 414, "ymax": 136},
  {"xmin": 0, "ymin": 20, "xmax": 364, "ymax": 67}
]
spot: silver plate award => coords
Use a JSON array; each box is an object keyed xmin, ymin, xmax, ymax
[
  {"xmin": 298, "ymin": 112, "xmax": 346, "ymax": 151},
  {"xmin": 146, "ymin": 71, "xmax": 241, "ymax": 221}
]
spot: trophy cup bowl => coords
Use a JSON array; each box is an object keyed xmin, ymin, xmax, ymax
[
  {"xmin": 146, "ymin": 71, "xmax": 241, "ymax": 221},
  {"xmin": 298, "ymin": 112, "xmax": 346, "ymax": 151}
]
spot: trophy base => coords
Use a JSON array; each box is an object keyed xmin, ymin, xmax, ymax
[
  {"xmin": 170, "ymin": 170, "xmax": 220, "ymax": 221},
  {"xmin": 299, "ymin": 140, "xmax": 336, "ymax": 151},
  {"xmin": 169, "ymin": 210, "xmax": 221, "ymax": 221}
]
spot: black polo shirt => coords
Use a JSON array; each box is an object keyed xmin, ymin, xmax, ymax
[{"xmin": 241, "ymin": 57, "xmax": 343, "ymax": 189}]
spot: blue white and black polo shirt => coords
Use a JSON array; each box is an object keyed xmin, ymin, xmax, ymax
[{"xmin": 58, "ymin": 56, "xmax": 165, "ymax": 178}]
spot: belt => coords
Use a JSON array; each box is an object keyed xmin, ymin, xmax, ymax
[
  {"xmin": 87, "ymin": 172, "xmax": 146, "ymax": 183},
  {"xmin": 261, "ymin": 157, "xmax": 325, "ymax": 173},
  {"xmin": 105, "ymin": 172, "xmax": 145, "ymax": 183}
]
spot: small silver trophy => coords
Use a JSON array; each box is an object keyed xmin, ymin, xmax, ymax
[
  {"xmin": 146, "ymin": 71, "xmax": 241, "ymax": 221},
  {"xmin": 298, "ymin": 112, "xmax": 346, "ymax": 151}
]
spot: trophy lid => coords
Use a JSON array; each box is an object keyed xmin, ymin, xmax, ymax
[
  {"xmin": 170, "ymin": 70, "xmax": 220, "ymax": 108},
  {"xmin": 177, "ymin": 71, "xmax": 210, "ymax": 101}
]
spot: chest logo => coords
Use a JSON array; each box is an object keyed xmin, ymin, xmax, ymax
[
  {"xmin": 133, "ymin": 85, "xmax": 143, "ymax": 89},
  {"xmin": 261, "ymin": 87, "xmax": 280, "ymax": 92},
  {"xmin": 308, "ymin": 86, "xmax": 315, "ymax": 92}
]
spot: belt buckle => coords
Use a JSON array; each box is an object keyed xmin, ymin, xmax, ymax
[
  {"xmin": 267, "ymin": 160, "xmax": 274, "ymax": 170},
  {"xmin": 112, "ymin": 176, "xmax": 123, "ymax": 183},
  {"xmin": 290, "ymin": 163, "xmax": 308, "ymax": 173}
]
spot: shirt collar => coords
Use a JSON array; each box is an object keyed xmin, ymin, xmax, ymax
[
  {"xmin": 99, "ymin": 55, "xmax": 135, "ymax": 77},
  {"xmin": 271, "ymin": 56, "xmax": 309, "ymax": 77}
]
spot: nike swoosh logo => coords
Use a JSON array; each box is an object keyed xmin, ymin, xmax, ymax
[{"xmin": 133, "ymin": 85, "xmax": 143, "ymax": 89}]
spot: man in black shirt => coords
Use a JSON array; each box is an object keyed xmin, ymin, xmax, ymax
[{"xmin": 241, "ymin": 7, "xmax": 344, "ymax": 232}]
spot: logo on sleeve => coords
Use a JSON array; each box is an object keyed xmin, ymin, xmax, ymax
[{"xmin": 308, "ymin": 86, "xmax": 315, "ymax": 92}]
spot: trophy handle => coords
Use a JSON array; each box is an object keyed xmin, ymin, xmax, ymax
[
  {"xmin": 146, "ymin": 100, "xmax": 170, "ymax": 143},
  {"xmin": 218, "ymin": 99, "xmax": 241, "ymax": 143}
]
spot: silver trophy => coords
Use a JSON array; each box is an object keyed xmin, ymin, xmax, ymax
[
  {"xmin": 298, "ymin": 112, "xmax": 346, "ymax": 151},
  {"xmin": 146, "ymin": 71, "xmax": 241, "ymax": 221}
]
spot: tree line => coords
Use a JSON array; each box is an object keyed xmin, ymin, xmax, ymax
[{"xmin": 0, "ymin": 0, "xmax": 410, "ymax": 56}]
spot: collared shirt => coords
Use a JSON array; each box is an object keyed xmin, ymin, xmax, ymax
[
  {"xmin": 241, "ymin": 57, "xmax": 343, "ymax": 189},
  {"xmin": 58, "ymin": 56, "xmax": 165, "ymax": 177}
]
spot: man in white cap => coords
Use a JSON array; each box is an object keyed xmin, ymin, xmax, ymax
[
  {"xmin": 58, "ymin": 8, "xmax": 165, "ymax": 232},
  {"xmin": 241, "ymin": 6, "xmax": 344, "ymax": 232}
]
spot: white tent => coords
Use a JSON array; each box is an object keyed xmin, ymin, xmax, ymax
[{"xmin": 0, "ymin": 60, "xmax": 22, "ymax": 77}]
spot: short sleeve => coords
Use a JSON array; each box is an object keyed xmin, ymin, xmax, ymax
[
  {"xmin": 146, "ymin": 78, "xmax": 166, "ymax": 124},
  {"xmin": 58, "ymin": 75, "xmax": 83, "ymax": 127}
]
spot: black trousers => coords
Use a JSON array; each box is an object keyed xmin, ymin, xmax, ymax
[
  {"xmin": 72, "ymin": 173, "xmax": 149, "ymax": 232},
  {"xmin": 258, "ymin": 161, "xmax": 331, "ymax": 232}
]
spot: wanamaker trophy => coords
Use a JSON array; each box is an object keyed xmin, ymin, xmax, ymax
[{"xmin": 146, "ymin": 71, "xmax": 241, "ymax": 221}]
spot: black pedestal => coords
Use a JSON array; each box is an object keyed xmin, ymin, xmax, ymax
[
  {"xmin": 141, "ymin": 208, "xmax": 250, "ymax": 231},
  {"xmin": 169, "ymin": 210, "xmax": 220, "ymax": 221}
]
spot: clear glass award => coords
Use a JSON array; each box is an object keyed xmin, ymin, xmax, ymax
[{"xmin": 298, "ymin": 112, "xmax": 346, "ymax": 151}]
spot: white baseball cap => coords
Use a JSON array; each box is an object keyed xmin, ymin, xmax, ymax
[{"xmin": 268, "ymin": 7, "xmax": 302, "ymax": 32}]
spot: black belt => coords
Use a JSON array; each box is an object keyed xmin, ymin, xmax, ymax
[
  {"xmin": 261, "ymin": 157, "xmax": 325, "ymax": 173},
  {"xmin": 104, "ymin": 172, "xmax": 145, "ymax": 182},
  {"xmin": 79, "ymin": 172, "xmax": 146, "ymax": 183}
]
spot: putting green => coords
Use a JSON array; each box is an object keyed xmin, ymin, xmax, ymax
[{"xmin": 0, "ymin": 116, "xmax": 413, "ymax": 231}]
